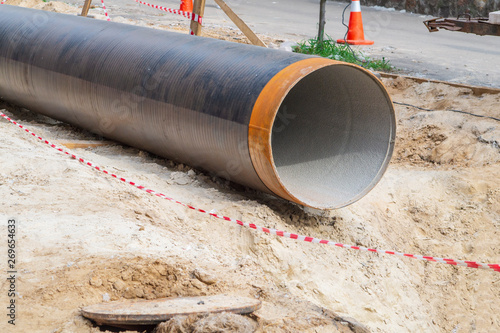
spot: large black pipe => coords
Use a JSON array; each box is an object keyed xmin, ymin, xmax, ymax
[{"xmin": 0, "ymin": 6, "xmax": 396, "ymax": 209}]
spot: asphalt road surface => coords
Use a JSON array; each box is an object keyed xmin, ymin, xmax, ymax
[
  {"xmin": 68, "ymin": 0, "xmax": 500, "ymax": 87},
  {"xmin": 204, "ymin": 0, "xmax": 500, "ymax": 88}
]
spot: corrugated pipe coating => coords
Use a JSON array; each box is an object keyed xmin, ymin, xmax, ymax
[{"xmin": 0, "ymin": 6, "xmax": 395, "ymax": 209}]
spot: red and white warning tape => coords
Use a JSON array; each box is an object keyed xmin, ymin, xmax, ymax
[
  {"xmin": 101, "ymin": 0, "xmax": 111, "ymax": 21},
  {"xmin": 1, "ymin": 111, "xmax": 499, "ymax": 273},
  {"xmin": 135, "ymin": 0, "xmax": 202, "ymax": 24},
  {"xmin": 0, "ymin": 0, "xmax": 201, "ymax": 31}
]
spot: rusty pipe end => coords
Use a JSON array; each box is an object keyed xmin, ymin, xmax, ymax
[{"xmin": 249, "ymin": 58, "xmax": 396, "ymax": 210}]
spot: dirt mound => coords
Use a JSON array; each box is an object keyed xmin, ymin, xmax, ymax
[
  {"xmin": 10, "ymin": 255, "xmax": 359, "ymax": 332},
  {"xmin": 3, "ymin": 0, "xmax": 40, "ymax": 7},
  {"xmin": 384, "ymin": 77, "xmax": 500, "ymax": 167},
  {"xmin": 155, "ymin": 312, "xmax": 257, "ymax": 333},
  {"xmin": 34, "ymin": 1, "xmax": 77, "ymax": 13},
  {"xmin": 4, "ymin": 0, "xmax": 77, "ymax": 13},
  {"xmin": 16, "ymin": 257, "xmax": 215, "ymax": 331}
]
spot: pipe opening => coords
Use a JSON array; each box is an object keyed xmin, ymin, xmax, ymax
[{"xmin": 270, "ymin": 64, "xmax": 395, "ymax": 209}]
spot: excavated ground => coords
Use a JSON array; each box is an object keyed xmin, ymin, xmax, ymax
[{"xmin": 1, "ymin": 2, "xmax": 499, "ymax": 333}]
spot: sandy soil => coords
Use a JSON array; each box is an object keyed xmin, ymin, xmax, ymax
[{"xmin": 1, "ymin": 2, "xmax": 500, "ymax": 333}]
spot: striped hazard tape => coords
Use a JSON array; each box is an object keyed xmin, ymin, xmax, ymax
[
  {"xmin": 1, "ymin": 111, "xmax": 499, "ymax": 273},
  {"xmin": 0, "ymin": 1, "xmax": 201, "ymax": 32},
  {"xmin": 135, "ymin": 0, "xmax": 202, "ymax": 24},
  {"xmin": 101, "ymin": 0, "xmax": 111, "ymax": 21}
]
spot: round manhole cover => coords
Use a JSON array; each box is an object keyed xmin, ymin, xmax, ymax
[{"xmin": 81, "ymin": 294, "xmax": 262, "ymax": 327}]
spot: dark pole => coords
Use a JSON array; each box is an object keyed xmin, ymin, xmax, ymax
[{"xmin": 318, "ymin": 0, "xmax": 327, "ymax": 43}]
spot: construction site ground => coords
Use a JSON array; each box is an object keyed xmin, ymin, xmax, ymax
[{"xmin": 1, "ymin": 1, "xmax": 499, "ymax": 333}]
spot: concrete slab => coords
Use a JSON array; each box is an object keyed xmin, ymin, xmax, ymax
[{"xmin": 490, "ymin": 11, "xmax": 500, "ymax": 25}]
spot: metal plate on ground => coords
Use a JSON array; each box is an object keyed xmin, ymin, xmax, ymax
[{"xmin": 81, "ymin": 294, "xmax": 262, "ymax": 326}]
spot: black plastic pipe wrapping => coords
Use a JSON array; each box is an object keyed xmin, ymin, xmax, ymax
[{"xmin": 0, "ymin": 6, "xmax": 396, "ymax": 209}]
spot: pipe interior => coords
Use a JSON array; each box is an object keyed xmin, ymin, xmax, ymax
[{"xmin": 271, "ymin": 65, "xmax": 395, "ymax": 209}]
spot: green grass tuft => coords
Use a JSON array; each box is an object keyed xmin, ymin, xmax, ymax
[{"xmin": 293, "ymin": 36, "xmax": 392, "ymax": 72}]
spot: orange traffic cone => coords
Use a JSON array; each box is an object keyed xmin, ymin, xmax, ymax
[
  {"xmin": 180, "ymin": 0, "xmax": 193, "ymax": 12},
  {"xmin": 337, "ymin": 0, "xmax": 373, "ymax": 45}
]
